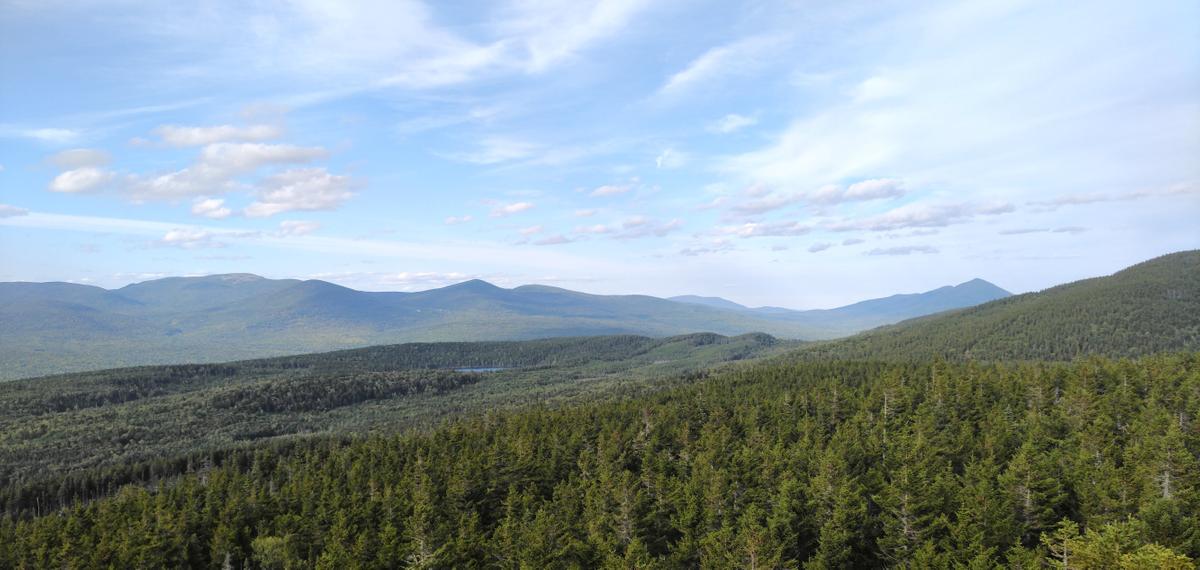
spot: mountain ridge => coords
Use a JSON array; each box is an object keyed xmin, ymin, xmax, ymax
[
  {"xmin": 799, "ymin": 250, "xmax": 1200, "ymax": 361},
  {"xmin": 0, "ymin": 274, "xmax": 1009, "ymax": 379}
]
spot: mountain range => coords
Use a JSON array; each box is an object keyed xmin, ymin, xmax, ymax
[{"xmin": 0, "ymin": 274, "xmax": 1009, "ymax": 378}]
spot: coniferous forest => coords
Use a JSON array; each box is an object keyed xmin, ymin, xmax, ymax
[
  {"xmin": 1, "ymin": 253, "xmax": 1198, "ymax": 568},
  {"xmin": 2, "ymin": 356, "xmax": 1198, "ymax": 568}
]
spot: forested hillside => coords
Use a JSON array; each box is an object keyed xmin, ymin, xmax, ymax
[
  {"xmin": 0, "ymin": 333, "xmax": 784, "ymax": 487},
  {"xmin": 3, "ymin": 355, "xmax": 1196, "ymax": 568},
  {"xmin": 802, "ymin": 250, "xmax": 1200, "ymax": 361}
]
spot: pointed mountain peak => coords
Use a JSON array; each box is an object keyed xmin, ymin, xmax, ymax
[{"xmin": 954, "ymin": 278, "xmax": 1011, "ymax": 295}]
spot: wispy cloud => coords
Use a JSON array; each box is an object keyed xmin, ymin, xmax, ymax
[
  {"xmin": 709, "ymin": 113, "xmax": 758, "ymax": 134},
  {"xmin": 533, "ymin": 234, "xmax": 575, "ymax": 246},
  {"xmin": 276, "ymin": 220, "xmax": 321, "ymax": 237},
  {"xmin": 48, "ymin": 149, "xmax": 110, "ymax": 169},
  {"xmin": 658, "ymin": 36, "xmax": 782, "ymax": 97},
  {"xmin": 655, "ymin": 148, "xmax": 688, "ymax": 169},
  {"xmin": 590, "ymin": 184, "xmax": 632, "ymax": 197},
  {"xmin": 811, "ymin": 178, "xmax": 906, "ymax": 204},
  {"xmin": 831, "ymin": 201, "xmax": 1014, "ymax": 232},
  {"xmin": 613, "ymin": 216, "xmax": 682, "ymax": 239},
  {"xmin": 720, "ymin": 220, "xmax": 811, "ymax": 238},
  {"xmin": 1026, "ymin": 183, "xmax": 1200, "ymax": 211},
  {"xmin": 0, "ymin": 204, "xmax": 30, "ymax": 218},
  {"xmin": 154, "ymin": 124, "xmax": 283, "ymax": 147},
  {"xmin": 157, "ymin": 228, "xmax": 226, "ymax": 249},
  {"xmin": 0, "ymin": 125, "xmax": 81, "ymax": 144},
  {"xmin": 866, "ymin": 245, "xmax": 938, "ymax": 256},
  {"xmin": 490, "ymin": 201, "xmax": 535, "ymax": 217},
  {"xmin": 191, "ymin": 198, "xmax": 232, "ymax": 219}
]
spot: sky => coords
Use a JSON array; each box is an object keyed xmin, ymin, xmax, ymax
[{"xmin": 0, "ymin": 0, "xmax": 1197, "ymax": 308}]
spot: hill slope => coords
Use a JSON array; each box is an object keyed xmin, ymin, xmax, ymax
[
  {"xmin": 0, "ymin": 275, "xmax": 1005, "ymax": 379},
  {"xmin": 802, "ymin": 250, "xmax": 1200, "ymax": 361},
  {"xmin": 0, "ymin": 333, "xmax": 784, "ymax": 482}
]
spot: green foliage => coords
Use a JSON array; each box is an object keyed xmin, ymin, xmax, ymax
[{"xmin": 2, "ymin": 354, "xmax": 1196, "ymax": 568}]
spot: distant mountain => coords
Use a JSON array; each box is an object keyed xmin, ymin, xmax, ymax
[
  {"xmin": 0, "ymin": 273, "xmax": 1008, "ymax": 379},
  {"xmin": 671, "ymin": 278, "xmax": 1012, "ymax": 337},
  {"xmin": 668, "ymin": 295, "xmax": 750, "ymax": 311},
  {"xmin": 801, "ymin": 250, "xmax": 1200, "ymax": 361}
]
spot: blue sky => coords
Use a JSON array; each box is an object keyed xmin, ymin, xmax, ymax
[{"xmin": 1, "ymin": 0, "xmax": 1197, "ymax": 308}]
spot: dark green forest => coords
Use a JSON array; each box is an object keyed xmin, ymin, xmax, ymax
[{"xmin": 3, "ymin": 355, "xmax": 1197, "ymax": 568}]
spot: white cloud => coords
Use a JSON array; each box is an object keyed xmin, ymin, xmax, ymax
[
  {"xmin": 49, "ymin": 167, "xmax": 113, "ymax": 193},
  {"xmin": 197, "ymin": 143, "xmax": 327, "ymax": 173},
  {"xmin": 0, "ymin": 126, "xmax": 81, "ymax": 144},
  {"xmin": 1000, "ymin": 226, "xmax": 1089, "ymax": 236},
  {"xmin": 129, "ymin": 143, "xmax": 328, "ymax": 201},
  {"xmin": 191, "ymin": 197, "xmax": 232, "ymax": 219},
  {"xmin": 590, "ymin": 184, "xmax": 631, "ymax": 197},
  {"xmin": 498, "ymin": 0, "xmax": 656, "ymax": 73},
  {"xmin": 446, "ymin": 136, "xmax": 541, "ymax": 165},
  {"xmin": 853, "ymin": 76, "xmax": 904, "ymax": 103},
  {"xmin": 709, "ymin": 113, "xmax": 758, "ymax": 134},
  {"xmin": 158, "ymin": 228, "xmax": 224, "ymax": 249},
  {"xmin": 808, "ymin": 242, "xmax": 833, "ymax": 253},
  {"xmin": 866, "ymin": 245, "xmax": 939, "ymax": 256},
  {"xmin": 720, "ymin": 220, "xmax": 811, "ymax": 238},
  {"xmin": 49, "ymin": 148, "xmax": 110, "ymax": 169},
  {"xmin": 244, "ymin": 168, "xmax": 355, "ymax": 217},
  {"xmin": 1026, "ymin": 183, "xmax": 1200, "ymax": 210},
  {"xmin": 277, "ymin": 220, "xmax": 321, "ymax": 236},
  {"xmin": 842, "ymin": 238, "xmax": 865, "ymax": 246},
  {"xmin": 811, "ymin": 178, "xmax": 906, "ymax": 204},
  {"xmin": 730, "ymin": 191, "xmax": 803, "ymax": 216},
  {"xmin": 832, "ymin": 201, "xmax": 1014, "ymax": 232},
  {"xmin": 155, "ymin": 124, "xmax": 283, "ymax": 146},
  {"xmin": 679, "ymin": 242, "xmax": 736, "ymax": 256},
  {"xmin": 533, "ymin": 234, "xmax": 575, "ymax": 245},
  {"xmin": 575, "ymin": 224, "xmax": 612, "ymax": 235},
  {"xmin": 560, "ymin": 216, "xmax": 682, "ymax": 240},
  {"xmin": 0, "ymin": 204, "xmax": 30, "ymax": 218},
  {"xmin": 655, "ymin": 148, "xmax": 688, "ymax": 169},
  {"xmin": 659, "ymin": 36, "xmax": 781, "ymax": 96},
  {"xmin": 490, "ymin": 201, "xmax": 535, "ymax": 217},
  {"xmin": 720, "ymin": 1, "xmax": 1199, "ymax": 230},
  {"xmin": 519, "ymin": 225, "xmax": 544, "ymax": 236},
  {"xmin": 444, "ymin": 215, "xmax": 473, "ymax": 225}
]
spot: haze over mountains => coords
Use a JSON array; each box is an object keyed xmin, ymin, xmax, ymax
[{"xmin": 0, "ymin": 274, "xmax": 1009, "ymax": 379}]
